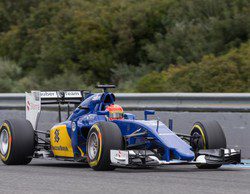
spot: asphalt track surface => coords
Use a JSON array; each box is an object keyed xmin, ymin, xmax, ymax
[
  {"xmin": 0, "ymin": 159, "xmax": 250, "ymax": 194},
  {"xmin": 1, "ymin": 110, "xmax": 250, "ymax": 193}
]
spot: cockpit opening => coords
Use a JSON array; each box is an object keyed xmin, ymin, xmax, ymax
[{"xmin": 102, "ymin": 93, "xmax": 115, "ymax": 104}]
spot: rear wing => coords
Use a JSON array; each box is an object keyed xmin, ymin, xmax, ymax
[
  {"xmin": 26, "ymin": 91, "xmax": 88, "ymax": 130},
  {"xmin": 41, "ymin": 91, "xmax": 84, "ymax": 104}
]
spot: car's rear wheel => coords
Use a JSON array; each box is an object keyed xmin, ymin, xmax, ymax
[
  {"xmin": 190, "ymin": 120, "xmax": 226, "ymax": 169},
  {"xmin": 87, "ymin": 122, "xmax": 123, "ymax": 171},
  {"xmin": 0, "ymin": 119, "xmax": 35, "ymax": 165}
]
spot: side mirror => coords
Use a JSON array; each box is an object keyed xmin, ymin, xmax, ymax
[
  {"xmin": 124, "ymin": 113, "xmax": 136, "ymax": 120},
  {"xmin": 144, "ymin": 110, "xmax": 155, "ymax": 120},
  {"xmin": 97, "ymin": 110, "xmax": 109, "ymax": 116}
]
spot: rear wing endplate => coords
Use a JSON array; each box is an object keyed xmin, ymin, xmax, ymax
[{"xmin": 26, "ymin": 91, "xmax": 87, "ymax": 130}]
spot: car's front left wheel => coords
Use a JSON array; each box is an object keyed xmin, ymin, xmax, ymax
[
  {"xmin": 0, "ymin": 119, "xmax": 35, "ymax": 165},
  {"xmin": 87, "ymin": 122, "xmax": 123, "ymax": 171}
]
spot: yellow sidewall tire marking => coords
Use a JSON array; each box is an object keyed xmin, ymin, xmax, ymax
[
  {"xmin": 0, "ymin": 123, "xmax": 12, "ymax": 161},
  {"xmin": 89, "ymin": 125, "xmax": 102, "ymax": 167},
  {"xmin": 77, "ymin": 146, "xmax": 84, "ymax": 157},
  {"xmin": 192, "ymin": 124, "xmax": 206, "ymax": 149}
]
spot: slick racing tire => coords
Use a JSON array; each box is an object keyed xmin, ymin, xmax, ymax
[
  {"xmin": 0, "ymin": 119, "xmax": 35, "ymax": 165},
  {"xmin": 190, "ymin": 120, "xmax": 226, "ymax": 169},
  {"xmin": 87, "ymin": 122, "xmax": 123, "ymax": 171}
]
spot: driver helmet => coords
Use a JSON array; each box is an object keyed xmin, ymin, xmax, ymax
[{"xmin": 105, "ymin": 104, "xmax": 124, "ymax": 120}]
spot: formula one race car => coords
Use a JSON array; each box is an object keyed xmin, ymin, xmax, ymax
[{"xmin": 0, "ymin": 85, "xmax": 241, "ymax": 170}]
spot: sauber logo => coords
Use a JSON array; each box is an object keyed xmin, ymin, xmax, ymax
[
  {"xmin": 41, "ymin": 92, "xmax": 57, "ymax": 98},
  {"xmin": 54, "ymin": 129, "xmax": 60, "ymax": 143},
  {"xmin": 26, "ymin": 101, "xmax": 30, "ymax": 111},
  {"xmin": 26, "ymin": 100, "xmax": 40, "ymax": 111},
  {"xmin": 117, "ymin": 150, "xmax": 122, "ymax": 158}
]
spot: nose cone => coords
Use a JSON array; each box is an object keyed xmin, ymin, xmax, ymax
[{"xmin": 136, "ymin": 120, "xmax": 195, "ymax": 161}]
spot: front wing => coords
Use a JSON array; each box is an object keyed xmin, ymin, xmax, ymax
[{"xmin": 110, "ymin": 148, "xmax": 241, "ymax": 167}]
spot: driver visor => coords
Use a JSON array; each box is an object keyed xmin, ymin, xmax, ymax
[{"xmin": 109, "ymin": 112, "xmax": 123, "ymax": 119}]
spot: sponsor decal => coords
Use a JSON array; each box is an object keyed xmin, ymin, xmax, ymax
[
  {"xmin": 26, "ymin": 101, "xmax": 30, "ymax": 111},
  {"xmin": 26, "ymin": 100, "xmax": 40, "ymax": 111},
  {"xmin": 65, "ymin": 91, "xmax": 82, "ymax": 98},
  {"xmin": 54, "ymin": 129, "xmax": 60, "ymax": 143},
  {"xmin": 57, "ymin": 91, "xmax": 64, "ymax": 98},
  {"xmin": 41, "ymin": 91, "xmax": 82, "ymax": 98},
  {"xmin": 117, "ymin": 150, "xmax": 122, "ymax": 158},
  {"xmin": 110, "ymin": 150, "xmax": 129, "ymax": 165},
  {"xmin": 41, "ymin": 91, "xmax": 57, "ymax": 98},
  {"xmin": 51, "ymin": 146, "xmax": 69, "ymax": 151},
  {"xmin": 92, "ymin": 94, "xmax": 101, "ymax": 101},
  {"xmin": 72, "ymin": 122, "xmax": 76, "ymax": 132},
  {"xmin": 85, "ymin": 114, "xmax": 96, "ymax": 120},
  {"xmin": 32, "ymin": 91, "xmax": 40, "ymax": 101}
]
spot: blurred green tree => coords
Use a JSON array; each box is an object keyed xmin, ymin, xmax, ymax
[
  {"xmin": 0, "ymin": 0, "xmax": 249, "ymax": 92},
  {"xmin": 136, "ymin": 41, "xmax": 250, "ymax": 92}
]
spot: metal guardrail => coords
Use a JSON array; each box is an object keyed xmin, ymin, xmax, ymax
[{"xmin": 0, "ymin": 93, "xmax": 250, "ymax": 112}]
